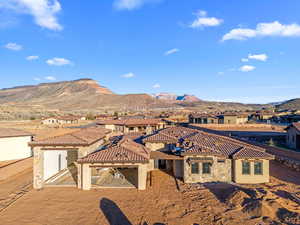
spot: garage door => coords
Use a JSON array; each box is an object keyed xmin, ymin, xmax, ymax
[{"xmin": 44, "ymin": 151, "xmax": 68, "ymax": 181}]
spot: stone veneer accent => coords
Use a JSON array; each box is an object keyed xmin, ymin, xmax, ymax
[{"xmin": 183, "ymin": 156, "xmax": 232, "ymax": 183}]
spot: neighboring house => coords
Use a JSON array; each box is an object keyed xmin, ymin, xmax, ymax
[
  {"xmin": 218, "ymin": 114, "xmax": 249, "ymax": 124},
  {"xmin": 31, "ymin": 126, "xmax": 274, "ymax": 191},
  {"xmin": 189, "ymin": 113, "xmax": 249, "ymax": 125},
  {"xmin": 189, "ymin": 114, "xmax": 219, "ymax": 124},
  {"xmin": 96, "ymin": 118, "xmax": 167, "ymax": 133},
  {"xmin": 285, "ymin": 123, "xmax": 300, "ymax": 150},
  {"xmin": 41, "ymin": 116, "xmax": 84, "ymax": 125},
  {"xmin": 0, "ymin": 128, "xmax": 33, "ymax": 161}
]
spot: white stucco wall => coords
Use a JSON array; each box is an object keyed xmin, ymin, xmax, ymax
[{"xmin": 0, "ymin": 136, "xmax": 32, "ymax": 161}]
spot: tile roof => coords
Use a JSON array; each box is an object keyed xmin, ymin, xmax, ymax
[
  {"xmin": 143, "ymin": 127, "xmax": 199, "ymax": 143},
  {"xmin": 0, "ymin": 128, "xmax": 33, "ymax": 138},
  {"xmin": 144, "ymin": 126, "xmax": 274, "ymax": 160},
  {"xmin": 78, "ymin": 138, "xmax": 150, "ymax": 163},
  {"xmin": 97, "ymin": 118, "xmax": 164, "ymax": 126},
  {"xmin": 30, "ymin": 127, "xmax": 111, "ymax": 146}
]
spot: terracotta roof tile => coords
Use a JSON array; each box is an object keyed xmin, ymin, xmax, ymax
[
  {"xmin": 78, "ymin": 138, "xmax": 150, "ymax": 163},
  {"xmin": 0, "ymin": 128, "xmax": 33, "ymax": 138},
  {"xmin": 30, "ymin": 127, "xmax": 110, "ymax": 146}
]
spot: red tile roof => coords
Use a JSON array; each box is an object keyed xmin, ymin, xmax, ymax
[
  {"xmin": 97, "ymin": 118, "xmax": 164, "ymax": 126},
  {"xmin": 30, "ymin": 127, "xmax": 111, "ymax": 146},
  {"xmin": 0, "ymin": 128, "xmax": 33, "ymax": 138},
  {"xmin": 144, "ymin": 127, "xmax": 274, "ymax": 160},
  {"xmin": 78, "ymin": 138, "xmax": 150, "ymax": 163}
]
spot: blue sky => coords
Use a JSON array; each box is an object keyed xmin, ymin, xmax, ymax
[{"xmin": 0, "ymin": 0, "xmax": 300, "ymax": 104}]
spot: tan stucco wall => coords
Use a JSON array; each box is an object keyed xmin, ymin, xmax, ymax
[
  {"xmin": 183, "ymin": 156, "xmax": 232, "ymax": 183},
  {"xmin": 233, "ymin": 159, "xmax": 270, "ymax": 184},
  {"xmin": 0, "ymin": 136, "xmax": 32, "ymax": 161}
]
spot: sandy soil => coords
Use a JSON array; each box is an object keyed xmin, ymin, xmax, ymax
[{"xmin": 0, "ymin": 161, "xmax": 299, "ymax": 225}]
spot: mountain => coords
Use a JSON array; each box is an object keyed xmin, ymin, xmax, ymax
[
  {"xmin": 0, "ymin": 78, "xmax": 270, "ymax": 120},
  {"xmin": 276, "ymin": 98, "xmax": 300, "ymax": 111},
  {"xmin": 153, "ymin": 93, "xmax": 201, "ymax": 102}
]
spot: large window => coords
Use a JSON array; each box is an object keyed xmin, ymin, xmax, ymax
[
  {"xmin": 242, "ymin": 161, "xmax": 251, "ymax": 175},
  {"xmin": 202, "ymin": 162, "xmax": 212, "ymax": 174},
  {"xmin": 191, "ymin": 162, "xmax": 199, "ymax": 174},
  {"xmin": 254, "ymin": 161, "xmax": 263, "ymax": 175}
]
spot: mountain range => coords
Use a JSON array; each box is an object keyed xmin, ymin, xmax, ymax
[{"xmin": 0, "ymin": 78, "xmax": 284, "ymax": 120}]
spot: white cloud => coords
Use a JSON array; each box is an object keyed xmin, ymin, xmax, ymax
[
  {"xmin": 164, "ymin": 48, "xmax": 179, "ymax": 56},
  {"xmin": 241, "ymin": 58, "xmax": 249, "ymax": 62},
  {"xmin": 190, "ymin": 10, "xmax": 223, "ymax": 28},
  {"xmin": 33, "ymin": 77, "xmax": 41, "ymax": 81},
  {"xmin": 0, "ymin": 0, "xmax": 63, "ymax": 31},
  {"xmin": 114, "ymin": 0, "xmax": 160, "ymax": 10},
  {"xmin": 4, "ymin": 42, "xmax": 23, "ymax": 51},
  {"xmin": 44, "ymin": 76, "xmax": 56, "ymax": 81},
  {"xmin": 152, "ymin": 83, "xmax": 160, "ymax": 89},
  {"xmin": 222, "ymin": 21, "xmax": 300, "ymax": 41},
  {"xmin": 121, "ymin": 72, "xmax": 135, "ymax": 78},
  {"xmin": 217, "ymin": 72, "xmax": 224, "ymax": 75},
  {"xmin": 46, "ymin": 57, "xmax": 73, "ymax": 66},
  {"xmin": 248, "ymin": 53, "xmax": 268, "ymax": 61},
  {"xmin": 239, "ymin": 65, "xmax": 256, "ymax": 72},
  {"xmin": 26, "ymin": 55, "xmax": 39, "ymax": 60}
]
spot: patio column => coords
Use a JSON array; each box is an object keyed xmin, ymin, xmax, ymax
[
  {"xmin": 138, "ymin": 164, "xmax": 147, "ymax": 190},
  {"xmin": 82, "ymin": 164, "xmax": 91, "ymax": 190}
]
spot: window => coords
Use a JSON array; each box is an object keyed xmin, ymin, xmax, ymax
[
  {"xmin": 129, "ymin": 127, "xmax": 134, "ymax": 131},
  {"xmin": 191, "ymin": 162, "xmax": 199, "ymax": 174},
  {"xmin": 217, "ymin": 159, "xmax": 225, "ymax": 163},
  {"xmin": 242, "ymin": 161, "xmax": 251, "ymax": 175},
  {"xmin": 202, "ymin": 162, "xmax": 212, "ymax": 174},
  {"xmin": 254, "ymin": 161, "xmax": 263, "ymax": 175}
]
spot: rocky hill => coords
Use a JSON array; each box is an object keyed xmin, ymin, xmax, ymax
[
  {"xmin": 276, "ymin": 98, "xmax": 300, "ymax": 111},
  {"xmin": 153, "ymin": 93, "xmax": 201, "ymax": 102},
  {"xmin": 0, "ymin": 78, "xmax": 271, "ymax": 120}
]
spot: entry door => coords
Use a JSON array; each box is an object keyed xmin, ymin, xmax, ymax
[{"xmin": 44, "ymin": 151, "xmax": 68, "ymax": 181}]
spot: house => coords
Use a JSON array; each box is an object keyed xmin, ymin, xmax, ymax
[
  {"xmin": 218, "ymin": 114, "xmax": 249, "ymax": 124},
  {"xmin": 41, "ymin": 116, "xmax": 83, "ymax": 125},
  {"xmin": 31, "ymin": 126, "xmax": 274, "ymax": 191},
  {"xmin": 285, "ymin": 123, "xmax": 300, "ymax": 150},
  {"xmin": 188, "ymin": 113, "xmax": 219, "ymax": 124},
  {"xmin": 96, "ymin": 118, "xmax": 167, "ymax": 133},
  {"xmin": 189, "ymin": 113, "xmax": 249, "ymax": 125},
  {"xmin": 0, "ymin": 128, "xmax": 33, "ymax": 161}
]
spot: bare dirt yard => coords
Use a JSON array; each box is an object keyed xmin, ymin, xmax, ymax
[{"xmin": 0, "ymin": 161, "xmax": 299, "ymax": 225}]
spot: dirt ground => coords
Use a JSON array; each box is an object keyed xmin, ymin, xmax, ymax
[{"xmin": 0, "ymin": 161, "xmax": 299, "ymax": 225}]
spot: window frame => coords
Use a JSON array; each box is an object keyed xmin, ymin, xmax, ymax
[
  {"xmin": 242, "ymin": 161, "xmax": 251, "ymax": 175},
  {"xmin": 202, "ymin": 162, "xmax": 212, "ymax": 174},
  {"xmin": 191, "ymin": 162, "xmax": 199, "ymax": 174},
  {"xmin": 254, "ymin": 161, "xmax": 263, "ymax": 175}
]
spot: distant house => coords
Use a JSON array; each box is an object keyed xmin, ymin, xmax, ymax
[
  {"xmin": 218, "ymin": 114, "xmax": 249, "ymax": 124},
  {"xmin": 41, "ymin": 116, "xmax": 84, "ymax": 125},
  {"xmin": 96, "ymin": 118, "xmax": 167, "ymax": 133},
  {"xmin": 189, "ymin": 113, "xmax": 248, "ymax": 125},
  {"xmin": 285, "ymin": 123, "xmax": 300, "ymax": 150},
  {"xmin": 189, "ymin": 114, "xmax": 219, "ymax": 124},
  {"xmin": 0, "ymin": 128, "xmax": 33, "ymax": 161}
]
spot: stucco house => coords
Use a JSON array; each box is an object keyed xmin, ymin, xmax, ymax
[
  {"xmin": 31, "ymin": 126, "xmax": 274, "ymax": 191},
  {"xmin": 285, "ymin": 122, "xmax": 300, "ymax": 150},
  {"xmin": 41, "ymin": 116, "xmax": 84, "ymax": 126},
  {"xmin": 189, "ymin": 113, "xmax": 249, "ymax": 125},
  {"xmin": 96, "ymin": 118, "xmax": 167, "ymax": 133},
  {"xmin": 0, "ymin": 128, "xmax": 33, "ymax": 161},
  {"xmin": 189, "ymin": 113, "xmax": 219, "ymax": 124}
]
